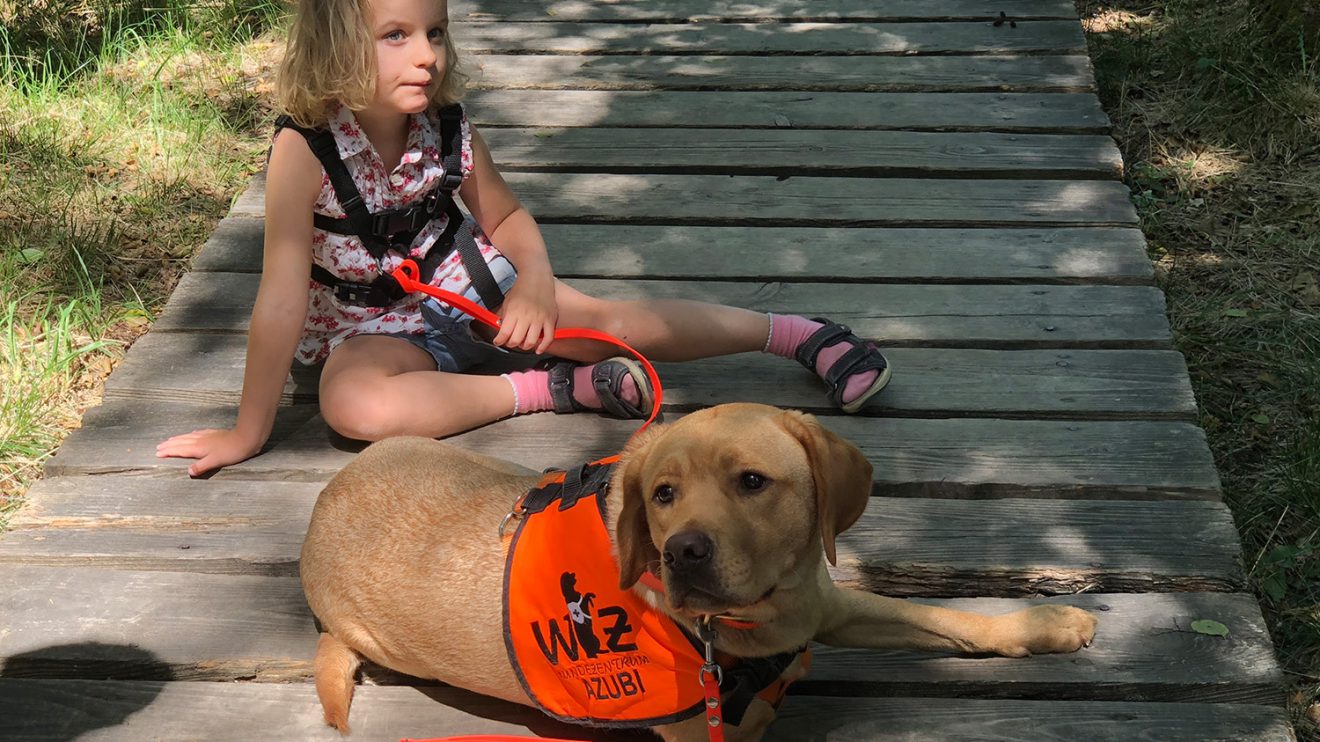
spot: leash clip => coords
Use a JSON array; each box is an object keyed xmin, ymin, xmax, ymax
[
  {"xmin": 696, "ymin": 617, "xmax": 723, "ymax": 687},
  {"xmin": 696, "ymin": 616, "xmax": 726, "ymax": 740}
]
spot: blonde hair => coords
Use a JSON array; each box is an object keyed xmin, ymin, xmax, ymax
[{"xmin": 276, "ymin": 0, "xmax": 467, "ymax": 128}]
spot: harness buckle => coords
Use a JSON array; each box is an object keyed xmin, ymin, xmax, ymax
[
  {"xmin": 439, "ymin": 169, "xmax": 464, "ymax": 192},
  {"xmin": 371, "ymin": 208, "xmax": 429, "ymax": 245},
  {"xmin": 333, "ymin": 277, "xmax": 404, "ymax": 307},
  {"xmin": 333, "ymin": 281, "xmax": 379, "ymax": 305}
]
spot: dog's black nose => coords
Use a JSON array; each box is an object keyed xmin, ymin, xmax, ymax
[{"xmin": 663, "ymin": 530, "xmax": 713, "ymax": 574}]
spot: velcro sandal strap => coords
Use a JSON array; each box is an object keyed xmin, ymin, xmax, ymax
[
  {"xmin": 820, "ymin": 342, "xmax": 886, "ymax": 407},
  {"xmin": 547, "ymin": 361, "xmax": 577, "ymax": 414},
  {"xmin": 591, "ymin": 360, "xmax": 645, "ymax": 419},
  {"xmin": 793, "ymin": 318, "xmax": 853, "ymax": 369}
]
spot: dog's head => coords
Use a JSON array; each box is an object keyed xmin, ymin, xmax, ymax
[{"xmin": 612, "ymin": 403, "xmax": 872, "ymax": 621}]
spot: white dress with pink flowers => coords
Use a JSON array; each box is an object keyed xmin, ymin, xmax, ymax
[{"xmin": 294, "ymin": 103, "xmax": 511, "ymax": 366}]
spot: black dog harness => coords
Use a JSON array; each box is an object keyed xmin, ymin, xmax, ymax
[{"xmin": 275, "ymin": 104, "xmax": 503, "ymax": 309}]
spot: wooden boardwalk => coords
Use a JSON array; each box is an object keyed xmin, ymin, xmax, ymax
[{"xmin": 0, "ymin": 2, "xmax": 1296, "ymax": 739}]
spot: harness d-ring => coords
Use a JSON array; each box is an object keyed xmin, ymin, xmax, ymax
[{"xmin": 497, "ymin": 492, "xmax": 527, "ymax": 539}]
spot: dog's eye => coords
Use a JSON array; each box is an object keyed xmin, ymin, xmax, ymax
[
  {"xmin": 652, "ymin": 484, "xmax": 674, "ymax": 505},
  {"xmin": 739, "ymin": 472, "xmax": 768, "ymax": 491}
]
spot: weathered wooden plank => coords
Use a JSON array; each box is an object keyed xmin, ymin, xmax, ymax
[
  {"xmin": 1, "ymin": 478, "xmax": 319, "ymax": 576},
  {"xmin": 463, "ymin": 90, "xmax": 1113, "ymax": 132},
  {"xmin": 801, "ymin": 593, "xmax": 1281, "ymax": 704},
  {"xmin": 153, "ymin": 273, "xmax": 1168, "ymax": 348},
  {"xmin": 2, "ymin": 478, "xmax": 1241, "ymax": 595},
  {"xmin": 458, "ymin": 0, "xmax": 1080, "ymax": 23},
  {"xmin": 452, "ymin": 21, "xmax": 1087, "ymax": 55},
  {"xmin": 0, "ymin": 571, "xmax": 1280, "ymax": 703},
  {"xmin": 767, "ymin": 697, "xmax": 1296, "ymax": 741},
  {"xmin": 0, "ymin": 680, "xmax": 1295, "ymax": 742},
  {"xmin": 830, "ymin": 498, "xmax": 1243, "ymax": 596},
  {"xmin": 11, "ymin": 477, "xmax": 324, "ymax": 521},
  {"xmin": 102, "ymin": 332, "xmax": 320, "ymax": 406},
  {"xmin": 45, "ymin": 400, "xmax": 1221, "ymax": 499},
  {"xmin": 104, "ymin": 333, "xmax": 1196, "ymax": 421},
  {"xmin": 0, "ymin": 567, "xmax": 318, "ymax": 682},
  {"xmin": 466, "ymin": 55, "xmax": 1097, "ymax": 93},
  {"xmin": 189, "ymin": 215, "xmax": 263, "ymax": 272},
  {"xmin": 543, "ymin": 225, "xmax": 1153, "ymax": 283},
  {"xmin": 42, "ymin": 401, "xmax": 322, "ymax": 478},
  {"xmin": 0, "ymin": 679, "xmax": 608, "ymax": 742},
  {"xmin": 227, "ymin": 172, "xmax": 265, "ymax": 218},
  {"xmin": 481, "ymin": 128, "xmax": 1124, "ymax": 178},
  {"xmin": 504, "ymin": 174, "xmax": 1138, "ymax": 225},
  {"xmin": 193, "ymin": 221, "xmax": 1154, "ymax": 284},
  {"xmin": 223, "ymin": 172, "xmax": 1138, "ymax": 226}
]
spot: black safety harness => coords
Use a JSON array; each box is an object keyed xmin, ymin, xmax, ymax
[{"xmin": 275, "ymin": 104, "xmax": 504, "ymax": 309}]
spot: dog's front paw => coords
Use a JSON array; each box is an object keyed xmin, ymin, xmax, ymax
[{"xmin": 990, "ymin": 604, "xmax": 1097, "ymax": 657}]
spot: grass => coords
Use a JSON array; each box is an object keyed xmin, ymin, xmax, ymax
[
  {"xmin": 1079, "ymin": 0, "xmax": 1320, "ymax": 734},
  {"xmin": 0, "ymin": 0, "xmax": 281, "ymax": 520}
]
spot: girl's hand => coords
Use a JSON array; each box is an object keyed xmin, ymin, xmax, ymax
[
  {"xmin": 156, "ymin": 428, "xmax": 264, "ymax": 477},
  {"xmin": 493, "ymin": 273, "xmax": 558, "ymax": 354}
]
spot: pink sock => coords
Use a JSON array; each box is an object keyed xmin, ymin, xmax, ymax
[
  {"xmin": 502, "ymin": 364, "xmax": 639, "ymax": 414},
  {"xmin": 764, "ymin": 314, "xmax": 880, "ymax": 406}
]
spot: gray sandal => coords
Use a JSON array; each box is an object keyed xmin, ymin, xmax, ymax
[
  {"xmin": 794, "ymin": 318, "xmax": 892, "ymax": 413},
  {"xmin": 543, "ymin": 356, "xmax": 655, "ymax": 419}
]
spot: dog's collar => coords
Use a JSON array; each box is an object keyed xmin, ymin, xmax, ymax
[{"xmin": 638, "ymin": 569, "xmax": 762, "ymax": 631}]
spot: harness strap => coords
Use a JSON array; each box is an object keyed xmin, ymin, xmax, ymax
[
  {"xmin": 275, "ymin": 106, "xmax": 503, "ymax": 310},
  {"xmin": 276, "ymin": 115, "xmax": 390, "ymax": 260},
  {"xmin": 713, "ymin": 648, "xmax": 805, "ymax": 726},
  {"xmin": 432, "ymin": 105, "xmax": 501, "ymax": 309},
  {"xmin": 445, "ymin": 199, "xmax": 505, "ymax": 311},
  {"xmin": 518, "ymin": 459, "xmax": 618, "ymax": 516}
]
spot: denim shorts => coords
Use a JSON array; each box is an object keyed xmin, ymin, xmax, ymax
[{"xmin": 393, "ymin": 255, "xmax": 520, "ymax": 373}]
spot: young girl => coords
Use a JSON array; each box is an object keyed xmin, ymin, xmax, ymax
[{"xmin": 157, "ymin": 0, "xmax": 890, "ymax": 476}]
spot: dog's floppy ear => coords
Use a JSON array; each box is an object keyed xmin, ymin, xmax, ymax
[
  {"xmin": 779, "ymin": 410, "xmax": 873, "ymax": 566},
  {"xmin": 613, "ymin": 424, "xmax": 666, "ymax": 590}
]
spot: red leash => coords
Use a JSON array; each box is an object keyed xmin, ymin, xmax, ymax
[{"xmin": 392, "ymin": 259, "xmax": 663, "ymax": 430}]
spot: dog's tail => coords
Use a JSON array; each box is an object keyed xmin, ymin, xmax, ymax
[{"xmin": 314, "ymin": 632, "xmax": 362, "ymax": 734}]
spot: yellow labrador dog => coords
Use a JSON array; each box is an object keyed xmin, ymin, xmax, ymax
[{"xmin": 301, "ymin": 403, "xmax": 1097, "ymax": 740}]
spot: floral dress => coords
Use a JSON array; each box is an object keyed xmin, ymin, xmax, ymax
[{"xmin": 294, "ymin": 103, "xmax": 510, "ymax": 366}]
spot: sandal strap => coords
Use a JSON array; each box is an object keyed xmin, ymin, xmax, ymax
[
  {"xmin": 793, "ymin": 317, "xmax": 856, "ymax": 370},
  {"xmin": 592, "ymin": 360, "xmax": 646, "ymax": 419},
  {"xmin": 545, "ymin": 361, "xmax": 578, "ymax": 414},
  {"xmin": 540, "ymin": 357, "xmax": 652, "ymax": 419},
  {"xmin": 821, "ymin": 341, "xmax": 887, "ymax": 407}
]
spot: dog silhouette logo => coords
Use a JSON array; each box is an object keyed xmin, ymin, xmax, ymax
[{"xmin": 560, "ymin": 572, "xmax": 603, "ymax": 658}]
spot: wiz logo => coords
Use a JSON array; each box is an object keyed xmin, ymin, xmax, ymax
[{"xmin": 531, "ymin": 572, "xmax": 638, "ymax": 664}]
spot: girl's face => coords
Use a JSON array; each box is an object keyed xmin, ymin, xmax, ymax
[{"xmin": 368, "ymin": 0, "xmax": 449, "ymax": 115}]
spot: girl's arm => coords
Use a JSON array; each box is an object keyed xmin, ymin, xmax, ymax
[
  {"xmin": 156, "ymin": 129, "xmax": 320, "ymax": 476},
  {"xmin": 459, "ymin": 126, "xmax": 558, "ymax": 354}
]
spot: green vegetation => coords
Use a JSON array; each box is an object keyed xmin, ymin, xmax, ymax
[
  {"xmin": 1080, "ymin": 0, "xmax": 1320, "ymax": 734},
  {"xmin": 0, "ymin": 0, "xmax": 282, "ymax": 518}
]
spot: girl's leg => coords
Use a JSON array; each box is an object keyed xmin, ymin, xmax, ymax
[
  {"xmin": 545, "ymin": 281, "xmax": 768, "ymax": 362},
  {"xmin": 545, "ymin": 281, "xmax": 889, "ymax": 412},
  {"xmin": 318, "ymin": 335, "xmax": 514, "ymax": 441},
  {"xmin": 495, "ymin": 284, "xmax": 767, "ymax": 419}
]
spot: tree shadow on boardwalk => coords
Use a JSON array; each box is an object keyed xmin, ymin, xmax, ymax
[{"xmin": 0, "ymin": 643, "xmax": 172, "ymax": 741}]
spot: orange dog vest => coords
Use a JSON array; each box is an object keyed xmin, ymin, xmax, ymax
[{"xmin": 502, "ymin": 458, "xmax": 805, "ymax": 729}]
